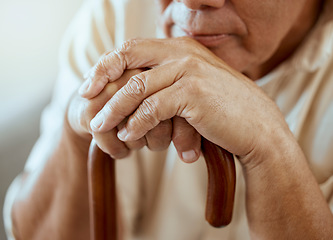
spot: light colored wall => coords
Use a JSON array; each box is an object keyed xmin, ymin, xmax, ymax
[{"xmin": 0, "ymin": 0, "xmax": 83, "ymax": 238}]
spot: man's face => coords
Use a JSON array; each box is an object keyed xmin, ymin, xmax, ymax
[{"xmin": 156, "ymin": 0, "xmax": 319, "ymax": 78}]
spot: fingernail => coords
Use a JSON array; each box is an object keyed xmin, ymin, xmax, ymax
[
  {"xmin": 181, "ymin": 150, "xmax": 197, "ymax": 163},
  {"xmin": 117, "ymin": 128, "xmax": 129, "ymax": 141},
  {"xmin": 78, "ymin": 78, "xmax": 91, "ymax": 95},
  {"xmin": 90, "ymin": 113, "xmax": 104, "ymax": 131}
]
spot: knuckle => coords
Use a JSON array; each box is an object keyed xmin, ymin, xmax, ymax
[
  {"xmin": 133, "ymin": 98, "xmax": 160, "ymax": 128},
  {"xmin": 124, "ymin": 74, "xmax": 147, "ymax": 98},
  {"xmin": 140, "ymin": 97, "xmax": 160, "ymax": 120},
  {"xmin": 112, "ymin": 49, "xmax": 127, "ymax": 72},
  {"xmin": 93, "ymin": 56, "xmax": 118, "ymax": 85},
  {"xmin": 103, "ymin": 38, "xmax": 142, "ymax": 78},
  {"xmin": 95, "ymin": 54, "xmax": 111, "ymax": 76},
  {"xmin": 120, "ymin": 38, "xmax": 141, "ymax": 52},
  {"xmin": 181, "ymin": 54, "xmax": 204, "ymax": 70}
]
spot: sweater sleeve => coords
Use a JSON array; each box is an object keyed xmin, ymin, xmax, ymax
[{"xmin": 2, "ymin": 0, "xmax": 117, "ymax": 238}]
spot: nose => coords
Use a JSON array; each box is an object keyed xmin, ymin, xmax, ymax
[{"xmin": 174, "ymin": 0, "xmax": 225, "ymax": 10}]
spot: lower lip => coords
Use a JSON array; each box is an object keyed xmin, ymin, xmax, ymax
[{"xmin": 189, "ymin": 34, "xmax": 231, "ymax": 48}]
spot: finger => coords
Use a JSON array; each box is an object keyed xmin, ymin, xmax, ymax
[
  {"xmin": 145, "ymin": 120, "xmax": 172, "ymax": 151},
  {"xmin": 116, "ymin": 118, "xmax": 147, "ymax": 150},
  {"xmin": 172, "ymin": 116, "xmax": 201, "ymax": 163},
  {"xmin": 75, "ymin": 81, "xmax": 128, "ymax": 135},
  {"xmin": 79, "ymin": 38, "xmax": 199, "ymax": 98},
  {"xmin": 93, "ymin": 129, "xmax": 130, "ymax": 159},
  {"xmin": 117, "ymin": 81, "xmax": 188, "ymax": 142},
  {"xmin": 90, "ymin": 62, "xmax": 184, "ymax": 132},
  {"xmin": 70, "ymin": 69, "xmax": 155, "ymax": 137},
  {"xmin": 84, "ymin": 70, "xmax": 143, "ymax": 158},
  {"xmin": 79, "ymin": 52, "xmax": 116, "ymax": 98},
  {"xmin": 123, "ymin": 138, "xmax": 147, "ymax": 150},
  {"xmin": 83, "ymin": 76, "xmax": 132, "ymax": 131},
  {"xmin": 79, "ymin": 61, "xmax": 143, "ymax": 99}
]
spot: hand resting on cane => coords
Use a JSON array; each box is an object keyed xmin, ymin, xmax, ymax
[
  {"xmin": 69, "ymin": 68, "xmax": 202, "ymax": 163},
  {"xmin": 79, "ymin": 37, "xmax": 333, "ymax": 239},
  {"xmin": 9, "ymin": 0, "xmax": 333, "ymax": 239}
]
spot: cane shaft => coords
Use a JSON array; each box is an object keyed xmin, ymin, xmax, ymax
[
  {"xmin": 88, "ymin": 142, "xmax": 117, "ymax": 240},
  {"xmin": 87, "ymin": 137, "xmax": 236, "ymax": 240}
]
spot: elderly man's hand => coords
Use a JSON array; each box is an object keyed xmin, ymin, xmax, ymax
[
  {"xmin": 68, "ymin": 68, "xmax": 201, "ymax": 161},
  {"xmin": 78, "ymin": 37, "xmax": 291, "ymax": 167}
]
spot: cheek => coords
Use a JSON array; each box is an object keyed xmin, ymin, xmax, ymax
[
  {"xmin": 207, "ymin": 30, "xmax": 277, "ymax": 71},
  {"xmin": 243, "ymin": 27, "xmax": 284, "ymax": 61},
  {"xmin": 210, "ymin": 44, "xmax": 260, "ymax": 73},
  {"xmin": 208, "ymin": 28, "xmax": 284, "ymax": 75},
  {"xmin": 237, "ymin": 0, "xmax": 306, "ymax": 60},
  {"xmin": 222, "ymin": 13, "xmax": 296, "ymax": 71}
]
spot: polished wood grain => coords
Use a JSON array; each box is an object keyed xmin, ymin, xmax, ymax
[
  {"xmin": 202, "ymin": 138, "xmax": 236, "ymax": 227},
  {"xmin": 88, "ymin": 138, "xmax": 236, "ymax": 240},
  {"xmin": 88, "ymin": 141, "xmax": 117, "ymax": 240}
]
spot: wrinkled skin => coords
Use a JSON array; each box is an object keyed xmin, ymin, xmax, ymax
[
  {"xmin": 12, "ymin": 1, "xmax": 333, "ymax": 240},
  {"xmin": 78, "ymin": 0, "xmax": 322, "ymax": 162}
]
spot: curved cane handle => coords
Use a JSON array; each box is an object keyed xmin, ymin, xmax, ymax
[{"xmin": 201, "ymin": 138, "xmax": 236, "ymax": 227}]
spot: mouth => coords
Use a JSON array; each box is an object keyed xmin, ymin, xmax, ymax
[
  {"xmin": 171, "ymin": 26, "xmax": 233, "ymax": 48},
  {"xmin": 185, "ymin": 31, "xmax": 232, "ymax": 48}
]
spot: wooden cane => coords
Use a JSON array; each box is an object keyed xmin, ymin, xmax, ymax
[
  {"xmin": 88, "ymin": 141, "xmax": 118, "ymax": 240},
  {"xmin": 201, "ymin": 137, "xmax": 236, "ymax": 227},
  {"xmin": 88, "ymin": 138, "xmax": 236, "ymax": 240}
]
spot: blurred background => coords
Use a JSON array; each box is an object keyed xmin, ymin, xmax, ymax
[{"xmin": 0, "ymin": 0, "xmax": 83, "ymax": 238}]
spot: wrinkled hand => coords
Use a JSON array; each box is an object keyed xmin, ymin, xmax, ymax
[
  {"xmin": 68, "ymin": 69, "xmax": 200, "ymax": 161},
  {"xmin": 80, "ymin": 37, "xmax": 290, "ymax": 166}
]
